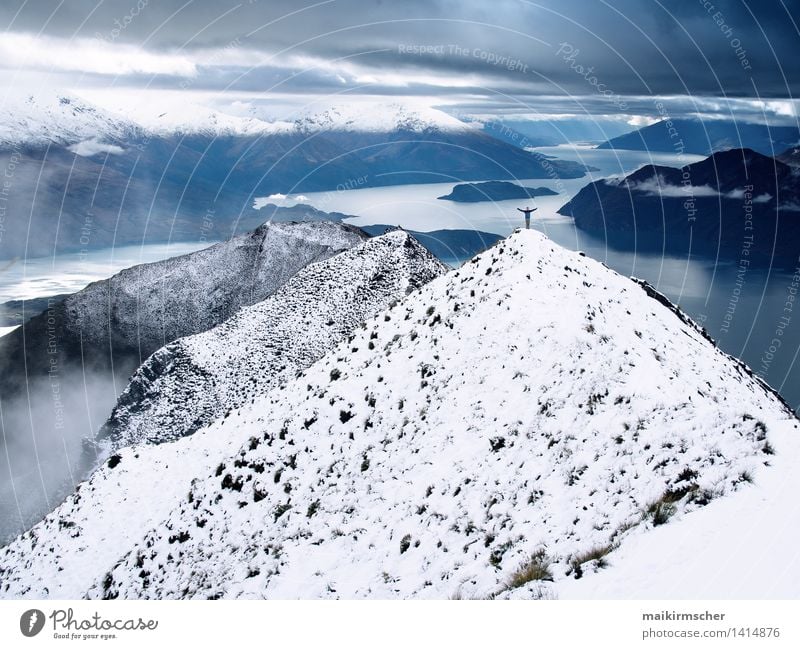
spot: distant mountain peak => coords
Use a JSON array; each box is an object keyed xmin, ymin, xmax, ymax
[
  {"xmin": 0, "ymin": 90, "xmax": 137, "ymax": 147},
  {"xmin": 292, "ymin": 102, "xmax": 472, "ymax": 133}
]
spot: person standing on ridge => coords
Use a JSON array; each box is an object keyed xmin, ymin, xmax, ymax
[{"xmin": 517, "ymin": 206, "xmax": 537, "ymax": 229}]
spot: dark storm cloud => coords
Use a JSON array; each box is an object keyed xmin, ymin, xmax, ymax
[{"xmin": 0, "ymin": 0, "xmax": 798, "ymax": 100}]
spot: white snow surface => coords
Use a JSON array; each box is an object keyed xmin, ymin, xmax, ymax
[
  {"xmin": 75, "ymin": 89, "xmax": 295, "ymax": 138},
  {"xmin": 1, "ymin": 229, "xmax": 796, "ymax": 600},
  {"xmin": 292, "ymin": 102, "xmax": 471, "ymax": 133},
  {"xmin": 558, "ymin": 417, "xmax": 800, "ymax": 598}
]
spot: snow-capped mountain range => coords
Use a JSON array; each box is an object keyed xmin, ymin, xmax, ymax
[
  {"xmin": 0, "ymin": 92, "xmax": 137, "ymax": 148},
  {"xmin": 1, "ymin": 229, "xmax": 795, "ymax": 599},
  {"xmin": 0, "ymin": 90, "xmax": 470, "ymax": 147},
  {"xmin": 292, "ymin": 102, "xmax": 473, "ymax": 134}
]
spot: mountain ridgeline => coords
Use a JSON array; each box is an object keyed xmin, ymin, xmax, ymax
[
  {"xmin": 97, "ymin": 230, "xmax": 447, "ymax": 451},
  {"xmin": 0, "ymin": 221, "xmax": 368, "ymax": 400},
  {"xmin": 437, "ymin": 181, "xmax": 558, "ymax": 203},
  {"xmin": 597, "ymin": 118, "xmax": 800, "ymax": 156}
]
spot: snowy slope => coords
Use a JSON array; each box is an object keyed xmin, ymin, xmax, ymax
[
  {"xmin": 2, "ymin": 230, "xmax": 795, "ymax": 600},
  {"xmin": 1, "ymin": 229, "xmax": 791, "ymax": 600},
  {"xmin": 59, "ymin": 221, "xmax": 366, "ymax": 354},
  {"xmin": 78, "ymin": 228, "xmax": 792, "ymax": 600},
  {"xmin": 99, "ymin": 230, "xmax": 447, "ymax": 449},
  {"xmin": 0, "ymin": 232, "xmax": 446, "ymax": 599},
  {"xmin": 558, "ymin": 418, "xmax": 800, "ymax": 598}
]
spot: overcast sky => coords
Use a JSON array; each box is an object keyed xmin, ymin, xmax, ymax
[{"xmin": 1, "ymin": 0, "xmax": 798, "ymax": 125}]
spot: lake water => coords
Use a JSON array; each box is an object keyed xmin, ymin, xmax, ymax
[
  {"xmin": 2, "ymin": 144, "xmax": 799, "ymax": 410},
  {"xmin": 291, "ymin": 145, "xmax": 706, "ymax": 235}
]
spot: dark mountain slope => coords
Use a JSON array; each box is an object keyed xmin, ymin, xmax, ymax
[{"xmin": 559, "ymin": 148, "xmax": 800, "ymax": 266}]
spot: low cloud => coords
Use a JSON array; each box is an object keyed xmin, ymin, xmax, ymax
[
  {"xmin": 254, "ymin": 193, "xmax": 310, "ymax": 209},
  {"xmin": 626, "ymin": 174, "xmax": 720, "ymax": 198},
  {"xmin": 0, "ymin": 33, "xmax": 196, "ymax": 77},
  {"xmin": 68, "ymin": 138, "xmax": 125, "ymax": 157},
  {"xmin": 625, "ymin": 175, "xmax": 775, "ymax": 203},
  {"xmin": 724, "ymin": 188, "xmax": 773, "ymax": 202}
]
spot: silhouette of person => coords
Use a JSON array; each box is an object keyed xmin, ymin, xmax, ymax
[{"xmin": 517, "ymin": 206, "xmax": 537, "ymax": 229}]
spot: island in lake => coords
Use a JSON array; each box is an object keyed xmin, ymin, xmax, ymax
[{"xmin": 437, "ymin": 181, "xmax": 558, "ymax": 202}]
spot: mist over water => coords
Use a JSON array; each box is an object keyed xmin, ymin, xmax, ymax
[{"xmin": 0, "ymin": 355, "xmax": 138, "ymax": 545}]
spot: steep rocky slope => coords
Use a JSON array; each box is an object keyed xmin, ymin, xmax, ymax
[{"xmin": 1, "ymin": 229, "xmax": 794, "ymax": 599}]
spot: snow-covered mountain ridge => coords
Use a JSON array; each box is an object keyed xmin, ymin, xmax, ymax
[
  {"xmin": 98, "ymin": 230, "xmax": 447, "ymax": 450},
  {"xmin": 292, "ymin": 102, "xmax": 472, "ymax": 134},
  {"xmin": 65, "ymin": 220, "xmax": 367, "ymax": 352},
  {"xmin": 2, "ymin": 228, "xmax": 793, "ymax": 599},
  {"xmin": 0, "ymin": 231, "xmax": 446, "ymax": 598},
  {"xmin": 0, "ymin": 92, "xmax": 138, "ymax": 147},
  {"xmin": 0, "ymin": 220, "xmax": 367, "ymax": 398},
  {"xmin": 87, "ymin": 228, "xmax": 793, "ymax": 599}
]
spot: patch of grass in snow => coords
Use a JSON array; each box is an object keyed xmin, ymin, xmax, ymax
[
  {"xmin": 650, "ymin": 502, "xmax": 676, "ymax": 526},
  {"xmin": 506, "ymin": 549, "xmax": 553, "ymax": 589},
  {"xmin": 569, "ymin": 543, "xmax": 616, "ymax": 579},
  {"xmin": 648, "ymin": 476, "xmax": 705, "ymax": 525},
  {"xmin": 646, "ymin": 493, "xmax": 681, "ymax": 526},
  {"xmin": 273, "ymin": 502, "xmax": 291, "ymax": 522}
]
